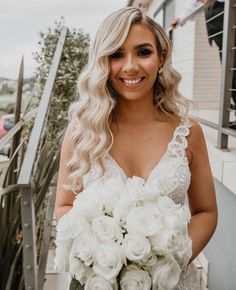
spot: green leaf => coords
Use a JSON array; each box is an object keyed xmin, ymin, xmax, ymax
[{"xmin": 69, "ymin": 278, "xmax": 84, "ymax": 290}]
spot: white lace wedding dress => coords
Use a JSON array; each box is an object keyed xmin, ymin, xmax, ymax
[{"xmin": 81, "ymin": 118, "xmax": 200, "ymax": 290}]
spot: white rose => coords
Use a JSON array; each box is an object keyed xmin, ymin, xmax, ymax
[
  {"xmin": 150, "ymin": 254, "xmax": 182, "ymax": 290},
  {"xmin": 54, "ymin": 239, "xmax": 73, "ymax": 271},
  {"xmin": 93, "ymin": 243, "xmax": 124, "ymax": 280},
  {"xmin": 149, "ymin": 226, "xmax": 186, "ymax": 257},
  {"xmin": 126, "ymin": 206, "xmax": 160, "ymax": 237},
  {"xmin": 150, "ymin": 231, "xmax": 184, "ymax": 259},
  {"xmin": 56, "ymin": 209, "xmax": 90, "ymax": 241},
  {"xmin": 140, "ymin": 184, "xmax": 162, "ymax": 202},
  {"xmin": 101, "ymin": 179, "xmax": 124, "ymax": 214},
  {"xmin": 156, "ymin": 195, "xmax": 180, "ymax": 214},
  {"xmin": 69, "ymin": 239, "xmax": 94, "ymax": 284},
  {"xmin": 84, "ymin": 275, "xmax": 118, "ymax": 290},
  {"xmin": 173, "ymin": 235, "xmax": 192, "ymax": 270},
  {"xmin": 69, "ymin": 257, "xmax": 93, "ymax": 285},
  {"xmin": 126, "ymin": 177, "xmax": 149, "ymax": 206},
  {"xmin": 73, "ymin": 189, "xmax": 104, "ymax": 222},
  {"xmin": 142, "ymin": 202, "xmax": 162, "ymax": 223},
  {"xmin": 155, "ymin": 211, "xmax": 191, "ymax": 259},
  {"xmin": 123, "ymin": 234, "xmax": 151, "ymax": 261},
  {"xmin": 150, "ymin": 204, "xmax": 190, "ymax": 257},
  {"xmin": 113, "ymin": 178, "xmax": 150, "ymax": 226},
  {"xmin": 136, "ymin": 252, "xmax": 158, "ymax": 271},
  {"xmin": 120, "ymin": 264, "xmax": 151, "ymax": 290},
  {"xmin": 73, "ymin": 232, "xmax": 97, "ymax": 266},
  {"xmin": 149, "ymin": 234, "xmax": 165, "ymax": 256},
  {"xmin": 91, "ymin": 216, "xmax": 123, "ymax": 244},
  {"xmin": 126, "ymin": 176, "xmax": 145, "ymax": 194},
  {"xmin": 128, "ymin": 177, "xmax": 161, "ymax": 204},
  {"xmin": 113, "ymin": 198, "xmax": 136, "ymax": 226},
  {"xmin": 163, "ymin": 210, "xmax": 186, "ymax": 231}
]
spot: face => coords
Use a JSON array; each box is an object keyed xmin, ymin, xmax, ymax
[{"xmin": 108, "ymin": 23, "xmax": 163, "ymax": 103}]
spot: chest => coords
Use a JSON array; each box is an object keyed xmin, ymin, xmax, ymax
[{"xmin": 109, "ymin": 125, "xmax": 177, "ymax": 180}]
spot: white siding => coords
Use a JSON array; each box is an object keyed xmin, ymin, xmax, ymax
[
  {"xmin": 193, "ymin": 14, "xmax": 221, "ymax": 108},
  {"xmin": 172, "ymin": 18, "xmax": 195, "ymax": 99},
  {"xmin": 173, "ymin": 0, "xmax": 221, "ymax": 108}
]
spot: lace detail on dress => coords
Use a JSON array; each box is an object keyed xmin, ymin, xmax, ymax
[
  {"xmin": 146, "ymin": 117, "xmax": 192, "ymax": 206},
  {"xmin": 167, "ymin": 118, "xmax": 191, "ymax": 159},
  {"xmin": 175, "ymin": 263, "xmax": 201, "ymax": 290}
]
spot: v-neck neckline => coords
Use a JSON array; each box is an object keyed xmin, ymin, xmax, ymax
[
  {"xmin": 107, "ymin": 151, "xmax": 167, "ymax": 184},
  {"xmin": 107, "ymin": 119, "xmax": 185, "ymax": 184}
]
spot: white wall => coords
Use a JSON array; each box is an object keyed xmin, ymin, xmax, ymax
[
  {"xmin": 204, "ymin": 178, "xmax": 236, "ymax": 290},
  {"xmin": 172, "ymin": 16, "xmax": 196, "ymax": 100},
  {"xmin": 193, "ymin": 14, "xmax": 221, "ymax": 108}
]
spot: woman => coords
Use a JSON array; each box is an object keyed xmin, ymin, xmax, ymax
[{"xmin": 55, "ymin": 7, "xmax": 217, "ymax": 290}]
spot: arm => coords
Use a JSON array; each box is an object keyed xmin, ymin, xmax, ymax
[
  {"xmin": 55, "ymin": 121, "xmax": 78, "ymax": 221},
  {"xmin": 187, "ymin": 121, "xmax": 218, "ymax": 263}
]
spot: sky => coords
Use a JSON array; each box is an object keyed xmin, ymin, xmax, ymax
[{"xmin": 0, "ymin": 0, "xmax": 127, "ymax": 79}]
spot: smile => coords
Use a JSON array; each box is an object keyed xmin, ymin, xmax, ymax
[
  {"xmin": 123, "ymin": 78, "xmax": 142, "ymax": 84},
  {"xmin": 121, "ymin": 77, "xmax": 145, "ymax": 88}
]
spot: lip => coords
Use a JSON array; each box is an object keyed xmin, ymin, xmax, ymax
[{"xmin": 120, "ymin": 77, "xmax": 145, "ymax": 89}]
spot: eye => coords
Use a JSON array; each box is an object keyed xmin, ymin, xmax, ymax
[
  {"xmin": 109, "ymin": 51, "xmax": 123, "ymax": 59},
  {"xmin": 137, "ymin": 48, "xmax": 152, "ymax": 57}
]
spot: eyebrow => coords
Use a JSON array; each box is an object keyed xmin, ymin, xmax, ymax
[
  {"xmin": 117, "ymin": 43, "xmax": 154, "ymax": 51},
  {"xmin": 134, "ymin": 43, "xmax": 153, "ymax": 49}
]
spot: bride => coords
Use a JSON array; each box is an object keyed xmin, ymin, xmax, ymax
[{"xmin": 55, "ymin": 7, "xmax": 217, "ymax": 289}]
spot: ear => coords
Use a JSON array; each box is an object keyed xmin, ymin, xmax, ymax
[{"xmin": 159, "ymin": 54, "xmax": 164, "ymax": 67}]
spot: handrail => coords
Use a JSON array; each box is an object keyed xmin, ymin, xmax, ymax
[
  {"xmin": 18, "ymin": 27, "xmax": 68, "ymax": 290},
  {"xmin": 18, "ymin": 27, "xmax": 67, "ymax": 185},
  {"xmin": 168, "ymin": 0, "xmax": 236, "ymax": 150},
  {"xmin": 38, "ymin": 183, "xmax": 57, "ymax": 290},
  {"xmin": 0, "ymin": 107, "xmax": 38, "ymax": 150},
  {"xmin": 217, "ymin": 0, "xmax": 236, "ymax": 148},
  {"xmin": 174, "ymin": 3, "xmax": 205, "ymax": 28}
]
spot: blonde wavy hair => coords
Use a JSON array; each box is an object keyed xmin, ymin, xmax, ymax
[{"xmin": 67, "ymin": 7, "xmax": 191, "ymax": 193}]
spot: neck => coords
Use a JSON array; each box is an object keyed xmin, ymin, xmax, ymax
[{"xmin": 113, "ymin": 96, "xmax": 159, "ymax": 125}]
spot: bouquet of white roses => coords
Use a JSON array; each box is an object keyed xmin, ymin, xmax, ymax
[{"xmin": 54, "ymin": 177, "xmax": 192, "ymax": 290}]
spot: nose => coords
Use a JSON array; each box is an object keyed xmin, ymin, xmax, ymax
[{"xmin": 122, "ymin": 55, "xmax": 139, "ymax": 74}]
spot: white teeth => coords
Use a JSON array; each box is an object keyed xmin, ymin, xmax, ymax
[{"xmin": 123, "ymin": 78, "xmax": 142, "ymax": 84}]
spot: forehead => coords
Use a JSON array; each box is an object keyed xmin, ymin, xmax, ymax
[{"xmin": 121, "ymin": 23, "xmax": 156, "ymax": 48}]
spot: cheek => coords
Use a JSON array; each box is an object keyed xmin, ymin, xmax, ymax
[
  {"xmin": 109, "ymin": 61, "xmax": 121, "ymax": 80},
  {"xmin": 143, "ymin": 59, "xmax": 159, "ymax": 76}
]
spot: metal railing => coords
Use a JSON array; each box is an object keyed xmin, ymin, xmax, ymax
[
  {"xmin": 168, "ymin": 0, "xmax": 236, "ymax": 150},
  {"xmin": 17, "ymin": 27, "xmax": 67, "ymax": 290},
  {"xmin": 218, "ymin": 0, "xmax": 236, "ymax": 148}
]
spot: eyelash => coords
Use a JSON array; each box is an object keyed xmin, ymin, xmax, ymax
[
  {"xmin": 109, "ymin": 48, "xmax": 152, "ymax": 59},
  {"xmin": 138, "ymin": 48, "xmax": 152, "ymax": 56},
  {"xmin": 110, "ymin": 52, "xmax": 123, "ymax": 59}
]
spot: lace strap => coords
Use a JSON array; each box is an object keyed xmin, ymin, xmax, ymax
[{"xmin": 167, "ymin": 118, "xmax": 192, "ymax": 158}]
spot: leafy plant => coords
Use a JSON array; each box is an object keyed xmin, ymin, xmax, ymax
[
  {"xmin": 32, "ymin": 18, "xmax": 90, "ymax": 148},
  {"xmin": 0, "ymin": 139, "xmax": 60, "ymax": 290}
]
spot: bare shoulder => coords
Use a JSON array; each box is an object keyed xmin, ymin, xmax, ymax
[
  {"xmin": 186, "ymin": 118, "xmax": 208, "ymax": 164},
  {"xmin": 187, "ymin": 118, "xmax": 205, "ymax": 144}
]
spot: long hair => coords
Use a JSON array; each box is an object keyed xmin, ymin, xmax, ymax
[{"xmin": 67, "ymin": 7, "xmax": 191, "ymax": 193}]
